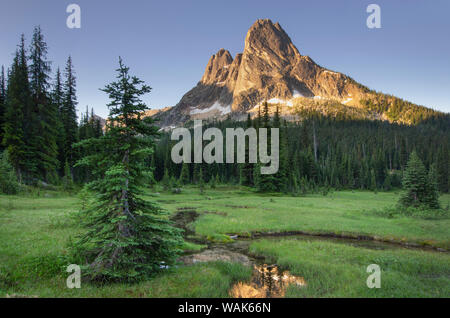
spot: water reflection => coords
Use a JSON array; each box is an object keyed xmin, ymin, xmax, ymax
[{"xmin": 230, "ymin": 264, "xmax": 306, "ymax": 298}]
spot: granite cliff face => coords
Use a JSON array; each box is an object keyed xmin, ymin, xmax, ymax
[{"xmin": 154, "ymin": 19, "xmax": 382, "ymax": 128}]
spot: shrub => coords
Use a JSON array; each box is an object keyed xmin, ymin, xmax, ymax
[
  {"xmin": 0, "ymin": 152, "xmax": 19, "ymax": 195},
  {"xmin": 371, "ymin": 205, "xmax": 449, "ymax": 220}
]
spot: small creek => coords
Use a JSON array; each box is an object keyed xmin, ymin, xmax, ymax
[
  {"xmin": 229, "ymin": 264, "xmax": 306, "ymax": 298},
  {"xmin": 178, "ymin": 244, "xmax": 307, "ymax": 298},
  {"xmin": 171, "ymin": 207, "xmax": 446, "ymax": 298}
]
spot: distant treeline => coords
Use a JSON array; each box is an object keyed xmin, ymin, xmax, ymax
[{"xmin": 152, "ymin": 104, "xmax": 450, "ymax": 194}]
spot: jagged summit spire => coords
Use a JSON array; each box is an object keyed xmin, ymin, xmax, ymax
[
  {"xmin": 157, "ymin": 18, "xmax": 373, "ymax": 127},
  {"xmin": 244, "ymin": 19, "xmax": 300, "ymax": 58},
  {"xmin": 201, "ymin": 48, "xmax": 233, "ymax": 85}
]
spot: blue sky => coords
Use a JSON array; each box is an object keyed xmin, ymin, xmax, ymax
[{"xmin": 1, "ymin": 0, "xmax": 449, "ymax": 118}]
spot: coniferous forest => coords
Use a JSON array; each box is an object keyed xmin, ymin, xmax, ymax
[
  {"xmin": 0, "ymin": 28, "xmax": 103, "ymax": 188},
  {"xmin": 152, "ymin": 106, "xmax": 450, "ymax": 196},
  {"xmin": 1, "ymin": 29, "xmax": 449, "ymax": 198},
  {"xmin": 0, "ymin": 24, "xmax": 449, "ymax": 300}
]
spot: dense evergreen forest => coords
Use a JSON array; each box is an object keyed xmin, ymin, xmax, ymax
[
  {"xmin": 0, "ymin": 28, "xmax": 449, "ymax": 197},
  {"xmin": 153, "ymin": 105, "xmax": 450, "ymax": 195}
]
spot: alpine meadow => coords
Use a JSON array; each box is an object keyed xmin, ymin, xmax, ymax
[{"xmin": 0, "ymin": 1, "xmax": 449, "ymax": 306}]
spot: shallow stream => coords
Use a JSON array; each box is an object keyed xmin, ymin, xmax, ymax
[{"xmin": 172, "ymin": 207, "xmax": 447, "ymax": 298}]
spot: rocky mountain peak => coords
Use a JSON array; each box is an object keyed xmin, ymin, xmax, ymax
[
  {"xmin": 201, "ymin": 48, "xmax": 233, "ymax": 85},
  {"xmin": 231, "ymin": 19, "xmax": 305, "ymax": 111},
  {"xmin": 244, "ymin": 19, "xmax": 300, "ymax": 61},
  {"xmin": 155, "ymin": 19, "xmax": 375, "ymax": 128}
]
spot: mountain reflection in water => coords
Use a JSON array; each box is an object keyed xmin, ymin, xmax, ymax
[{"xmin": 230, "ymin": 264, "xmax": 306, "ymax": 298}]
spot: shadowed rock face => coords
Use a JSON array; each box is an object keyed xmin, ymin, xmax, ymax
[{"xmin": 156, "ymin": 19, "xmax": 372, "ymax": 128}]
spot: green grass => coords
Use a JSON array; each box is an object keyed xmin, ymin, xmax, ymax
[
  {"xmin": 1, "ymin": 260, "xmax": 251, "ymax": 298},
  {"xmin": 1, "ymin": 185, "xmax": 449, "ymax": 297},
  {"xmin": 249, "ymin": 238, "xmax": 450, "ymax": 297},
  {"xmin": 180, "ymin": 241, "xmax": 207, "ymax": 252},
  {"xmin": 151, "ymin": 186, "xmax": 450, "ymax": 249},
  {"xmin": 0, "ymin": 189, "xmax": 250, "ymax": 297}
]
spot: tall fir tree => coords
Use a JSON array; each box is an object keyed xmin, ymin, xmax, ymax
[
  {"xmin": 240, "ymin": 113, "xmax": 254, "ymax": 186},
  {"xmin": 436, "ymin": 144, "xmax": 449, "ymax": 193},
  {"xmin": 3, "ymin": 41, "xmax": 31, "ymax": 181},
  {"xmin": 52, "ymin": 67, "xmax": 66, "ymax": 175},
  {"xmin": 0, "ymin": 66, "xmax": 5, "ymax": 149},
  {"xmin": 273, "ymin": 105, "xmax": 288, "ymax": 192},
  {"xmin": 426, "ymin": 163, "xmax": 440, "ymax": 209},
  {"xmin": 262, "ymin": 101, "xmax": 270, "ymax": 128},
  {"xmin": 62, "ymin": 56, "xmax": 79, "ymax": 172},
  {"xmin": 18, "ymin": 34, "xmax": 37, "ymax": 181},
  {"xmin": 29, "ymin": 26, "xmax": 59, "ymax": 182},
  {"xmin": 255, "ymin": 102, "xmax": 277, "ymax": 192},
  {"xmin": 72, "ymin": 58, "xmax": 182, "ymax": 282},
  {"xmin": 255, "ymin": 104, "xmax": 262, "ymax": 128}
]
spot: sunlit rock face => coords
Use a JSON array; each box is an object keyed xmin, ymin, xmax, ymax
[
  {"xmin": 155, "ymin": 19, "xmax": 371, "ymax": 128},
  {"xmin": 229, "ymin": 264, "xmax": 307, "ymax": 298}
]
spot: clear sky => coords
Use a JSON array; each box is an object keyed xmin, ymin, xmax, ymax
[{"xmin": 1, "ymin": 0, "xmax": 449, "ymax": 118}]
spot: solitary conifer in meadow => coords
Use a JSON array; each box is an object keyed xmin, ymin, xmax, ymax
[
  {"xmin": 400, "ymin": 151, "xmax": 440, "ymax": 209},
  {"xmin": 72, "ymin": 58, "xmax": 182, "ymax": 282}
]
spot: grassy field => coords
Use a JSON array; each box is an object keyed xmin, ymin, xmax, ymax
[
  {"xmin": 152, "ymin": 186, "xmax": 450, "ymax": 249},
  {"xmin": 0, "ymin": 185, "xmax": 449, "ymax": 297},
  {"xmin": 250, "ymin": 238, "xmax": 450, "ymax": 297},
  {"xmin": 0, "ymin": 191, "xmax": 250, "ymax": 297}
]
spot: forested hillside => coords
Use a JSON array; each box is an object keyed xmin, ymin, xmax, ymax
[{"xmin": 152, "ymin": 105, "xmax": 450, "ymax": 195}]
